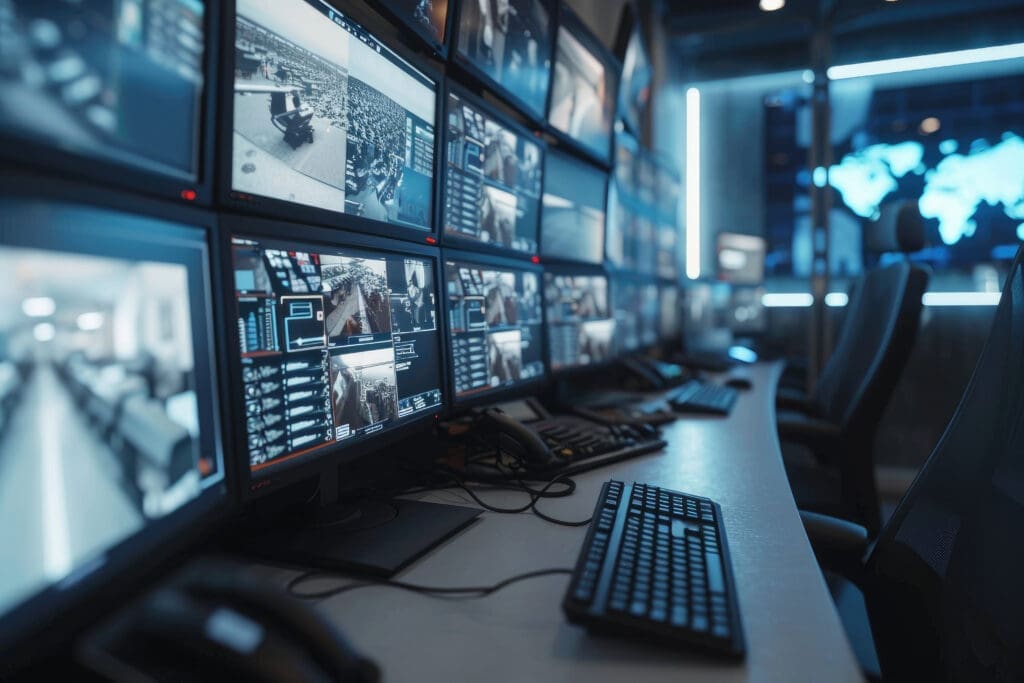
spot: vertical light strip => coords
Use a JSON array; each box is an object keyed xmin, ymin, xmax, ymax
[{"xmin": 685, "ymin": 87, "xmax": 701, "ymax": 280}]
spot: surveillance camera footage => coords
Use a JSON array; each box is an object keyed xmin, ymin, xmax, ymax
[
  {"xmin": 445, "ymin": 260, "xmax": 544, "ymax": 399},
  {"xmin": 0, "ymin": 0, "xmax": 205, "ymax": 179},
  {"xmin": 232, "ymin": 0, "xmax": 435, "ymax": 231},
  {"xmin": 544, "ymin": 273, "xmax": 615, "ymax": 370},
  {"xmin": 455, "ymin": 0, "xmax": 553, "ymax": 121},
  {"xmin": 541, "ymin": 149, "xmax": 607, "ymax": 264},
  {"xmin": 233, "ymin": 236, "xmax": 443, "ymax": 474},
  {"xmin": 379, "ymin": 0, "xmax": 449, "ymax": 45},
  {"xmin": 613, "ymin": 279, "xmax": 658, "ymax": 354},
  {"xmin": 0, "ymin": 241, "xmax": 217, "ymax": 620},
  {"xmin": 444, "ymin": 91, "xmax": 543, "ymax": 254}
]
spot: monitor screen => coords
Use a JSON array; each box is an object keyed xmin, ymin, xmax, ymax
[
  {"xmin": 547, "ymin": 13, "xmax": 617, "ymax": 163},
  {"xmin": 0, "ymin": 199, "xmax": 223, "ymax": 641},
  {"xmin": 612, "ymin": 279, "xmax": 657, "ymax": 355},
  {"xmin": 231, "ymin": 0, "xmax": 436, "ymax": 231},
  {"xmin": 443, "ymin": 89, "xmax": 544, "ymax": 254},
  {"xmin": 657, "ymin": 220, "xmax": 678, "ymax": 280},
  {"xmin": 544, "ymin": 272, "xmax": 615, "ymax": 371},
  {"xmin": 0, "ymin": 0, "xmax": 206, "ymax": 181},
  {"xmin": 617, "ymin": 18, "xmax": 652, "ymax": 137},
  {"xmin": 659, "ymin": 284, "xmax": 681, "ymax": 341},
  {"xmin": 541, "ymin": 149, "xmax": 607, "ymax": 264},
  {"xmin": 454, "ymin": 0, "xmax": 552, "ymax": 122},
  {"xmin": 377, "ymin": 0, "xmax": 449, "ymax": 49},
  {"xmin": 682, "ymin": 281, "xmax": 734, "ymax": 353},
  {"xmin": 717, "ymin": 233, "xmax": 767, "ymax": 285},
  {"xmin": 445, "ymin": 259, "xmax": 545, "ymax": 401},
  {"xmin": 231, "ymin": 236, "xmax": 444, "ymax": 476}
]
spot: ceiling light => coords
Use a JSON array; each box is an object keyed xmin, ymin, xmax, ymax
[
  {"xmin": 33, "ymin": 322, "xmax": 56, "ymax": 343},
  {"xmin": 828, "ymin": 42, "xmax": 1024, "ymax": 80},
  {"xmin": 759, "ymin": 0, "xmax": 785, "ymax": 11},
  {"xmin": 22, "ymin": 296, "xmax": 56, "ymax": 318},
  {"xmin": 919, "ymin": 117, "xmax": 941, "ymax": 134},
  {"xmin": 76, "ymin": 312, "xmax": 105, "ymax": 331}
]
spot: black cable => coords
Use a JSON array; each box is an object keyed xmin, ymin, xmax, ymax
[{"xmin": 287, "ymin": 567, "xmax": 574, "ymax": 601}]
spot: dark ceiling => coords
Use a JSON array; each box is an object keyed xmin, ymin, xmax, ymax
[{"xmin": 662, "ymin": 0, "xmax": 1024, "ymax": 81}]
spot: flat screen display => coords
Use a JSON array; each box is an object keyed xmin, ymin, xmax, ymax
[
  {"xmin": 445, "ymin": 259, "xmax": 545, "ymax": 400},
  {"xmin": 231, "ymin": 0, "xmax": 436, "ymax": 231},
  {"xmin": 378, "ymin": 0, "xmax": 449, "ymax": 48},
  {"xmin": 0, "ymin": 0, "xmax": 206, "ymax": 181},
  {"xmin": 544, "ymin": 272, "xmax": 614, "ymax": 370},
  {"xmin": 613, "ymin": 279, "xmax": 658, "ymax": 354},
  {"xmin": 717, "ymin": 233, "xmax": 767, "ymax": 285},
  {"xmin": 0, "ymin": 201, "xmax": 222, "ymax": 634},
  {"xmin": 443, "ymin": 90, "xmax": 543, "ymax": 254},
  {"xmin": 547, "ymin": 15, "xmax": 617, "ymax": 163},
  {"xmin": 454, "ymin": 0, "xmax": 552, "ymax": 121},
  {"xmin": 659, "ymin": 284, "xmax": 680, "ymax": 341},
  {"xmin": 541, "ymin": 149, "xmax": 607, "ymax": 264},
  {"xmin": 231, "ymin": 236, "xmax": 444, "ymax": 475}
]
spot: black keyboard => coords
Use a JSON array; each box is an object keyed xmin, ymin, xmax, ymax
[
  {"xmin": 667, "ymin": 381, "xmax": 738, "ymax": 415},
  {"xmin": 563, "ymin": 481, "xmax": 744, "ymax": 658},
  {"xmin": 533, "ymin": 418, "xmax": 666, "ymax": 475}
]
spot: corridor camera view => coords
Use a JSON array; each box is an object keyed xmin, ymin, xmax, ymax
[
  {"xmin": 455, "ymin": 0, "xmax": 553, "ymax": 121},
  {"xmin": 544, "ymin": 273, "xmax": 614, "ymax": 370},
  {"xmin": 232, "ymin": 0, "xmax": 436, "ymax": 230},
  {"xmin": 233, "ymin": 236, "xmax": 443, "ymax": 474},
  {"xmin": 0, "ymin": 0, "xmax": 206, "ymax": 179},
  {"xmin": 443, "ymin": 90, "xmax": 543, "ymax": 253},
  {"xmin": 0, "ymin": 244, "xmax": 214, "ymax": 618},
  {"xmin": 445, "ymin": 260, "xmax": 544, "ymax": 399},
  {"xmin": 548, "ymin": 17, "xmax": 617, "ymax": 163},
  {"xmin": 542, "ymin": 149, "xmax": 608, "ymax": 264}
]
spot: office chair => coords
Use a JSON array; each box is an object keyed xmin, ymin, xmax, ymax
[
  {"xmin": 778, "ymin": 200, "xmax": 929, "ymax": 534},
  {"xmin": 803, "ymin": 243, "xmax": 1024, "ymax": 682}
]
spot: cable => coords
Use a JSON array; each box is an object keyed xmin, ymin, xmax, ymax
[{"xmin": 287, "ymin": 568, "xmax": 574, "ymax": 601}]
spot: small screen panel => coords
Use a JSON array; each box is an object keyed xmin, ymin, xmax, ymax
[
  {"xmin": 659, "ymin": 284, "xmax": 680, "ymax": 341},
  {"xmin": 443, "ymin": 90, "xmax": 543, "ymax": 254},
  {"xmin": 613, "ymin": 279, "xmax": 658, "ymax": 354},
  {"xmin": 231, "ymin": 0, "xmax": 436, "ymax": 231},
  {"xmin": 0, "ymin": 0, "xmax": 206, "ymax": 181},
  {"xmin": 0, "ymin": 202, "xmax": 222, "ymax": 629},
  {"xmin": 232, "ymin": 236, "xmax": 443, "ymax": 475},
  {"xmin": 541, "ymin": 149, "xmax": 607, "ymax": 264},
  {"xmin": 445, "ymin": 259, "xmax": 545, "ymax": 400},
  {"xmin": 547, "ymin": 15, "xmax": 617, "ymax": 163},
  {"xmin": 544, "ymin": 272, "xmax": 615, "ymax": 370},
  {"xmin": 377, "ymin": 0, "xmax": 449, "ymax": 48},
  {"xmin": 717, "ymin": 233, "xmax": 767, "ymax": 285},
  {"xmin": 454, "ymin": 0, "xmax": 552, "ymax": 121}
]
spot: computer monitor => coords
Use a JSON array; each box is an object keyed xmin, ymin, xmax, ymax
[
  {"xmin": 717, "ymin": 233, "xmax": 767, "ymax": 285},
  {"xmin": 614, "ymin": 6, "xmax": 652, "ymax": 138},
  {"xmin": 227, "ymin": 222, "xmax": 445, "ymax": 491},
  {"xmin": 681, "ymin": 280, "xmax": 734, "ymax": 354},
  {"xmin": 227, "ymin": 0, "xmax": 437, "ymax": 238},
  {"xmin": 0, "ymin": 189, "xmax": 225, "ymax": 666},
  {"xmin": 442, "ymin": 86, "xmax": 544, "ymax": 256},
  {"xmin": 612, "ymin": 276, "xmax": 658, "ymax": 356},
  {"xmin": 658, "ymin": 283, "xmax": 681, "ymax": 343},
  {"xmin": 453, "ymin": 0, "xmax": 554, "ymax": 123},
  {"xmin": 373, "ymin": 0, "xmax": 450, "ymax": 55},
  {"xmin": 444, "ymin": 252, "xmax": 545, "ymax": 403},
  {"xmin": 546, "ymin": 5, "xmax": 618, "ymax": 165},
  {"xmin": 0, "ymin": 1, "xmax": 211, "ymax": 201},
  {"xmin": 729, "ymin": 286, "xmax": 768, "ymax": 335},
  {"xmin": 657, "ymin": 220, "xmax": 679, "ymax": 281},
  {"xmin": 544, "ymin": 269, "xmax": 615, "ymax": 371},
  {"xmin": 540, "ymin": 148, "xmax": 608, "ymax": 264}
]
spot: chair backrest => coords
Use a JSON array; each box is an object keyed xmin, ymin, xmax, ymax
[{"xmin": 865, "ymin": 245, "xmax": 1024, "ymax": 681}]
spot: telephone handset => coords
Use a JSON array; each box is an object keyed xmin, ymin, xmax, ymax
[{"xmin": 475, "ymin": 405, "xmax": 554, "ymax": 467}]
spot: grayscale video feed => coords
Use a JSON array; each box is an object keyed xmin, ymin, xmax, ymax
[
  {"xmin": 380, "ymin": 0, "xmax": 449, "ymax": 45},
  {"xmin": 232, "ymin": 0, "xmax": 435, "ymax": 230},
  {"xmin": 544, "ymin": 272, "xmax": 614, "ymax": 370},
  {"xmin": 0, "ymin": 0, "xmax": 205, "ymax": 179},
  {"xmin": 0, "ymin": 245, "xmax": 212, "ymax": 619},
  {"xmin": 322, "ymin": 255, "xmax": 392, "ymax": 341},
  {"xmin": 455, "ymin": 0, "xmax": 552, "ymax": 120},
  {"xmin": 390, "ymin": 260, "xmax": 436, "ymax": 333},
  {"xmin": 329, "ymin": 347, "xmax": 399, "ymax": 441},
  {"xmin": 548, "ymin": 20, "xmax": 616, "ymax": 162},
  {"xmin": 541, "ymin": 150, "xmax": 607, "ymax": 264}
]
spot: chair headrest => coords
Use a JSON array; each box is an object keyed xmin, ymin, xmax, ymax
[{"xmin": 865, "ymin": 200, "xmax": 925, "ymax": 254}]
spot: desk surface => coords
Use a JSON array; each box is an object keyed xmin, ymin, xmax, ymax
[{"xmin": 255, "ymin": 363, "xmax": 864, "ymax": 682}]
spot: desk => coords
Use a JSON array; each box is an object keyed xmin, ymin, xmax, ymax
[{"xmin": 255, "ymin": 362, "xmax": 864, "ymax": 682}]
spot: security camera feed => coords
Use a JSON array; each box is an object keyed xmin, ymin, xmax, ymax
[
  {"xmin": 455, "ymin": 0, "xmax": 552, "ymax": 121},
  {"xmin": 0, "ymin": 210, "xmax": 222, "ymax": 624},
  {"xmin": 618, "ymin": 20, "xmax": 652, "ymax": 137},
  {"xmin": 547, "ymin": 17, "xmax": 617, "ymax": 163},
  {"xmin": 443, "ymin": 91, "xmax": 543, "ymax": 253},
  {"xmin": 717, "ymin": 233, "xmax": 766, "ymax": 285},
  {"xmin": 0, "ymin": 0, "xmax": 205, "ymax": 180},
  {"xmin": 606, "ymin": 185, "xmax": 657, "ymax": 275},
  {"xmin": 541, "ymin": 149, "xmax": 607, "ymax": 264},
  {"xmin": 379, "ymin": 0, "xmax": 449, "ymax": 47},
  {"xmin": 657, "ymin": 221, "xmax": 678, "ymax": 280},
  {"xmin": 659, "ymin": 285, "xmax": 681, "ymax": 341},
  {"xmin": 232, "ymin": 236, "xmax": 443, "ymax": 474},
  {"xmin": 232, "ymin": 0, "xmax": 436, "ymax": 230},
  {"xmin": 445, "ymin": 260, "xmax": 544, "ymax": 400},
  {"xmin": 544, "ymin": 272, "xmax": 615, "ymax": 370},
  {"xmin": 613, "ymin": 279, "xmax": 658, "ymax": 354}
]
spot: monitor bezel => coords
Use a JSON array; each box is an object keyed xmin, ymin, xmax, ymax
[
  {"xmin": 543, "ymin": 3, "xmax": 621, "ymax": 169},
  {"xmin": 440, "ymin": 81, "xmax": 547, "ymax": 261},
  {"xmin": 440, "ymin": 247, "xmax": 548, "ymax": 410},
  {"xmin": 0, "ymin": 171, "xmax": 230, "ymax": 672},
  {"xmin": 448, "ymin": 0, "xmax": 557, "ymax": 127},
  {"xmin": 217, "ymin": 0, "xmax": 444, "ymax": 244},
  {"xmin": 218, "ymin": 214, "xmax": 448, "ymax": 502},
  {"xmin": 539, "ymin": 147, "xmax": 610, "ymax": 267},
  {"xmin": 366, "ymin": 0, "xmax": 454, "ymax": 59},
  {"xmin": 542, "ymin": 260, "xmax": 618, "ymax": 376},
  {"xmin": 0, "ymin": 1, "xmax": 219, "ymax": 207}
]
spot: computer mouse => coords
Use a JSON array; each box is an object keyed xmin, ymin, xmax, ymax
[{"xmin": 725, "ymin": 377, "xmax": 753, "ymax": 390}]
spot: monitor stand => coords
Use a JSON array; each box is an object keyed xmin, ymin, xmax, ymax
[{"xmin": 238, "ymin": 469, "xmax": 482, "ymax": 578}]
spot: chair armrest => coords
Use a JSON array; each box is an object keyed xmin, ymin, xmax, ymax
[
  {"xmin": 777, "ymin": 412, "xmax": 843, "ymax": 455},
  {"xmin": 775, "ymin": 386, "xmax": 816, "ymax": 413},
  {"xmin": 801, "ymin": 510, "xmax": 869, "ymax": 585}
]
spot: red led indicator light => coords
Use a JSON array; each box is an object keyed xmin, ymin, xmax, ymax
[
  {"xmin": 180, "ymin": 189, "xmax": 197, "ymax": 201},
  {"xmin": 425, "ymin": 236, "xmax": 438, "ymax": 245},
  {"xmin": 531, "ymin": 255, "xmax": 541, "ymax": 264}
]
